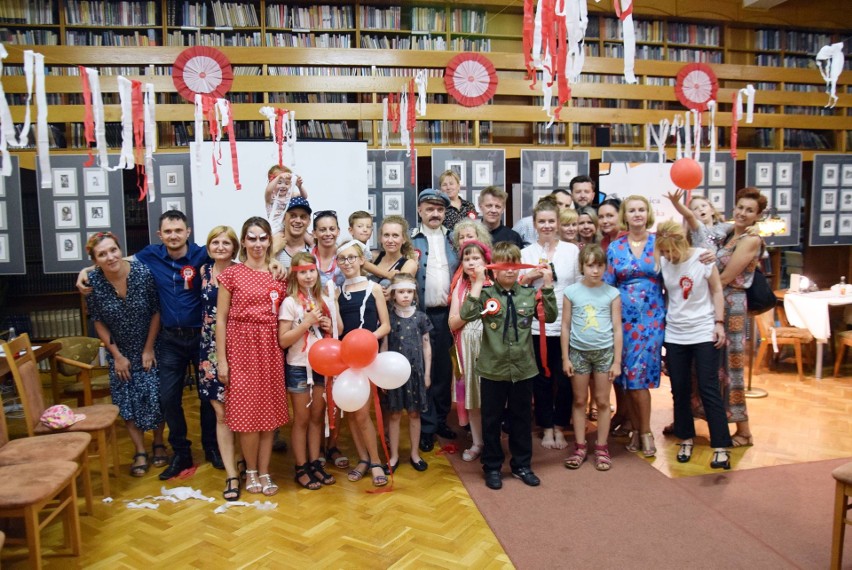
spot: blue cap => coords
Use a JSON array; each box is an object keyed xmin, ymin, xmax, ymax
[
  {"xmin": 286, "ymin": 196, "xmax": 312, "ymax": 214},
  {"xmin": 418, "ymin": 188, "xmax": 450, "ymax": 207}
]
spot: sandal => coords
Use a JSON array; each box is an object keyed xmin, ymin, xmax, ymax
[
  {"xmin": 223, "ymin": 477, "xmax": 241, "ymax": 501},
  {"xmin": 259, "ymin": 473, "xmax": 279, "ymax": 496},
  {"xmin": 611, "ymin": 423, "xmax": 631, "ymax": 438},
  {"xmin": 710, "ymin": 449, "xmax": 731, "ymax": 470},
  {"xmin": 245, "ymin": 470, "xmax": 262, "ymax": 494},
  {"xmin": 625, "ymin": 431, "xmax": 640, "ymax": 453},
  {"xmin": 326, "ymin": 446, "xmax": 350, "ymax": 469},
  {"xmin": 237, "ymin": 458, "xmax": 247, "ymax": 481},
  {"xmin": 130, "ymin": 452, "xmax": 149, "ymax": 477},
  {"xmin": 369, "ymin": 463, "xmax": 388, "ymax": 487},
  {"xmin": 295, "ymin": 463, "xmax": 321, "ymax": 490},
  {"xmin": 640, "ymin": 432, "xmax": 656, "ymax": 458},
  {"xmin": 151, "ymin": 444, "xmax": 168, "ymax": 468},
  {"xmin": 731, "ymin": 434, "xmax": 754, "ymax": 448},
  {"xmin": 347, "ymin": 459, "xmax": 369, "ymax": 482},
  {"xmin": 593, "ymin": 444, "xmax": 612, "ymax": 471},
  {"xmin": 677, "ymin": 441, "xmax": 694, "ymax": 463},
  {"xmin": 564, "ymin": 443, "xmax": 587, "ymax": 470},
  {"xmin": 309, "ymin": 459, "xmax": 335, "ymax": 486},
  {"xmin": 462, "ymin": 444, "xmax": 483, "ymax": 462}
]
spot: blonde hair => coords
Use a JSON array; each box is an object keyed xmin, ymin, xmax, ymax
[
  {"xmin": 206, "ymin": 225, "xmax": 239, "ymax": 260},
  {"xmin": 439, "ymin": 169, "xmax": 461, "ymax": 187},
  {"xmin": 492, "ymin": 242, "xmax": 521, "ymax": 263},
  {"xmin": 619, "ymin": 195, "xmax": 655, "ymax": 229},
  {"xmin": 654, "ymin": 220, "xmax": 691, "ymax": 264},
  {"xmin": 452, "ymin": 219, "xmax": 492, "ymax": 250},
  {"xmin": 688, "ymin": 195, "xmax": 723, "ymax": 224},
  {"xmin": 559, "ymin": 208, "xmax": 579, "ymax": 226},
  {"xmin": 380, "ymin": 215, "xmax": 416, "ymax": 259},
  {"xmin": 337, "ymin": 241, "xmax": 366, "ymax": 276},
  {"xmin": 287, "ymin": 252, "xmax": 324, "ymax": 300},
  {"xmin": 267, "ymin": 164, "xmax": 291, "ymax": 180},
  {"xmin": 576, "ymin": 206, "xmax": 599, "ymax": 244}
]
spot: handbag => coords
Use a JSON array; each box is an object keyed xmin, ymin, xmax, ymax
[{"xmin": 746, "ymin": 267, "xmax": 776, "ymax": 315}]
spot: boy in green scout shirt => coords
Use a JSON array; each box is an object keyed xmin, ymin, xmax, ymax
[{"xmin": 460, "ymin": 242, "xmax": 557, "ymax": 490}]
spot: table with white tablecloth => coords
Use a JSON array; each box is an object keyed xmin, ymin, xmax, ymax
[{"xmin": 783, "ymin": 290, "xmax": 852, "ymax": 379}]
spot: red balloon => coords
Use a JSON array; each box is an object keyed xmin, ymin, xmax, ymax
[
  {"xmin": 340, "ymin": 329, "xmax": 378, "ymax": 369},
  {"xmin": 308, "ymin": 338, "xmax": 347, "ymax": 377},
  {"xmin": 670, "ymin": 158, "xmax": 703, "ymax": 190}
]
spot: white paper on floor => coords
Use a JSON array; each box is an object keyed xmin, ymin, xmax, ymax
[
  {"xmin": 121, "ymin": 486, "xmax": 216, "ymax": 510},
  {"xmin": 213, "ymin": 500, "xmax": 278, "ymax": 514},
  {"xmin": 127, "ymin": 502, "xmax": 159, "ymax": 510}
]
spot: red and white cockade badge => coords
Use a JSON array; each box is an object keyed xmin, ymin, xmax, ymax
[
  {"xmin": 467, "ymin": 211, "xmax": 477, "ymax": 220},
  {"xmin": 481, "ymin": 298, "xmax": 501, "ymax": 316},
  {"xmin": 414, "ymin": 249, "xmax": 422, "ymax": 262},
  {"xmin": 270, "ymin": 290, "xmax": 281, "ymax": 315},
  {"xmin": 679, "ymin": 276, "xmax": 693, "ymax": 300},
  {"xmin": 181, "ymin": 266, "xmax": 196, "ymax": 290}
]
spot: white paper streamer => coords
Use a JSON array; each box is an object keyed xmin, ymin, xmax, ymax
[
  {"xmin": 816, "ymin": 43, "xmax": 844, "ymax": 108},
  {"xmin": 734, "ymin": 84, "xmax": 755, "ymax": 124},
  {"xmin": 194, "ymin": 93, "xmax": 204, "ymax": 175},
  {"xmin": 127, "ymin": 502, "xmax": 159, "ymax": 510},
  {"xmin": 648, "ymin": 119, "xmax": 670, "ymax": 163},
  {"xmin": 563, "ymin": 0, "xmax": 588, "ymax": 83},
  {"xmin": 18, "ymin": 50, "xmax": 33, "ymax": 147},
  {"xmin": 110, "ymin": 77, "xmax": 135, "ymax": 172},
  {"xmin": 84, "ymin": 67, "xmax": 110, "ymax": 169},
  {"xmin": 692, "ymin": 109, "xmax": 701, "ymax": 160},
  {"xmin": 414, "ymin": 69, "xmax": 427, "ymax": 116},
  {"xmin": 670, "ymin": 114, "xmax": 684, "ymax": 159},
  {"xmin": 540, "ymin": 50, "xmax": 555, "ymax": 127},
  {"xmin": 143, "ymin": 82, "xmax": 156, "ymax": 202},
  {"xmin": 619, "ymin": 0, "xmax": 638, "ymax": 84},
  {"xmin": 32, "ymin": 52, "xmax": 50, "ymax": 186},
  {"xmin": 0, "ymin": 44, "xmax": 14, "ymax": 175},
  {"xmin": 160, "ymin": 485, "xmax": 216, "ymax": 502},
  {"xmin": 259, "ymin": 105, "xmax": 276, "ymax": 136},
  {"xmin": 706, "ymin": 100, "xmax": 717, "ymax": 166},
  {"xmin": 399, "ymin": 89, "xmax": 409, "ymax": 154},
  {"xmin": 381, "ymin": 97, "xmax": 389, "ymax": 151},
  {"xmin": 213, "ymin": 500, "xmax": 277, "ymax": 514}
]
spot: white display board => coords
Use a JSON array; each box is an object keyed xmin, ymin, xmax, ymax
[
  {"xmin": 599, "ymin": 162, "xmax": 682, "ymax": 231},
  {"xmin": 190, "ymin": 141, "xmax": 368, "ymax": 245}
]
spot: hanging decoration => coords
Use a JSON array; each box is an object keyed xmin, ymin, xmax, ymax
[
  {"xmin": 815, "ymin": 43, "xmax": 844, "ymax": 108},
  {"xmin": 614, "ymin": 0, "xmax": 638, "ymax": 84},
  {"xmin": 259, "ymin": 106, "xmax": 296, "ymax": 169},
  {"xmin": 194, "ymin": 94, "xmax": 241, "ymax": 191},
  {"xmin": 444, "ymin": 53, "xmax": 498, "ymax": 107},
  {"xmin": 172, "ymin": 46, "xmax": 234, "ymax": 103},
  {"xmin": 107, "ymin": 77, "xmax": 157, "ymax": 200},
  {"xmin": 730, "ymin": 84, "xmax": 755, "ymax": 159},
  {"xmin": 79, "ymin": 67, "xmax": 110, "ymax": 170},
  {"xmin": 0, "ymin": 44, "xmax": 19, "ymax": 176},
  {"xmin": 414, "ymin": 69, "xmax": 428, "ymax": 116},
  {"xmin": 645, "ymin": 118, "xmax": 670, "ymax": 163},
  {"xmin": 675, "ymin": 63, "xmax": 718, "ymax": 112},
  {"xmin": 563, "ymin": 0, "xmax": 589, "ymax": 83},
  {"xmin": 406, "ymin": 78, "xmax": 416, "ymax": 185}
]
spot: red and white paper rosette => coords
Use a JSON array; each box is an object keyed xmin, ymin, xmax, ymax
[
  {"xmin": 675, "ymin": 63, "xmax": 718, "ymax": 112},
  {"xmin": 444, "ymin": 53, "xmax": 498, "ymax": 108},
  {"xmin": 173, "ymin": 47, "xmax": 234, "ymax": 103}
]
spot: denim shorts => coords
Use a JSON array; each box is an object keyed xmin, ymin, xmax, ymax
[
  {"xmin": 285, "ymin": 364, "xmax": 326, "ymax": 394},
  {"xmin": 570, "ymin": 346, "xmax": 615, "ymax": 375}
]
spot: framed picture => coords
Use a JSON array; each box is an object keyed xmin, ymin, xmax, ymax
[
  {"xmin": 819, "ymin": 214, "xmax": 836, "ymax": 237},
  {"xmin": 841, "ymin": 189, "xmax": 852, "ymax": 212},
  {"xmin": 839, "ymin": 214, "xmax": 852, "ymax": 236},
  {"xmin": 471, "ymin": 190, "xmax": 482, "ymax": 214},
  {"xmin": 444, "ymin": 160, "xmax": 466, "ymax": 187},
  {"xmin": 367, "ymin": 194, "xmax": 376, "ymax": 216},
  {"xmin": 823, "ymin": 163, "xmax": 840, "ymax": 186},
  {"xmin": 532, "ymin": 189, "xmax": 550, "ymax": 205},
  {"xmin": 775, "ymin": 188, "xmax": 792, "ymax": 211},
  {"xmin": 755, "ymin": 163, "xmax": 773, "ymax": 186},
  {"xmin": 368, "ymin": 222, "xmax": 378, "ymax": 250},
  {"xmin": 472, "ymin": 161, "xmax": 492, "ymax": 187},
  {"xmin": 85, "ymin": 200, "xmax": 110, "ymax": 228},
  {"xmin": 776, "ymin": 214, "xmax": 792, "ymax": 237},
  {"xmin": 383, "ymin": 161, "xmax": 404, "ymax": 188},
  {"xmin": 708, "ymin": 188, "xmax": 725, "ymax": 212},
  {"xmin": 159, "ymin": 164, "xmax": 185, "ymax": 195},
  {"xmin": 775, "ymin": 163, "xmax": 793, "ymax": 186},
  {"xmin": 759, "ymin": 188, "xmax": 773, "ymax": 210},
  {"xmin": 0, "ymin": 234, "xmax": 8, "ymax": 262},
  {"xmin": 52, "ymin": 168, "xmax": 78, "ymax": 196},
  {"xmin": 382, "ymin": 192, "xmax": 405, "ymax": 217},
  {"xmin": 709, "ymin": 162, "xmax": 726, "ymax": 186},
  {"xmin": 822, "ymin": 189, "xmax": 838, "ymax": 211},
  {"xmin": 366, "ymin": 162, "xmax": 376, "ymax": 189},
  {"xmin": 163, "ymin": 197, "xmax": 186, "ymax": 214},
  {"xmin": 54, "ymin": 200, "xmax": 79, "ymax": 229},
  {"xmin": 0, "ymin": 175, "xmax": 5, "ymax": 197},
  {"xmin": 83, "ymin": 168, "xmax": 108, "ymax": 196},
  {"xmin": 56, "ymin": 232, "xmax": 81, "ymax": 261},
  {"xmin": 0, "ymin": 201, "xmax": 6, "ymax": 230},
  {"xmin": 533, "ymin": 161, "xmax": 553, "ymax": 187},
  {"xmin": 843, "ymin": 164, "xmax": 852, "ymax": 187},
  {"xmin": 557, "ymin": 161, "xmax": 579, "ymax": 187}
]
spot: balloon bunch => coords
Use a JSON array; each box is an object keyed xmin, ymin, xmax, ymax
[{"xmin": 308, "ymin": 329, "xmax": 411, "ymax": 412}]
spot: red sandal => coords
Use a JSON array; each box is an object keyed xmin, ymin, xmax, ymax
[
  {"xmin": 564, "ymin": 443, "xmax": 587, "ymax": 469},
  {"xmin": 594, "ymin": 444, "xmax": 612, "ymax": 471}
]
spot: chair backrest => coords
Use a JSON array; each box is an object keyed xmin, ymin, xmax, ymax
[
  {"xmin": 754, "ymin": 310, "xmax": 775, "ymax": 340},
  {"xmin": 1, "ymin": 334, "xmax": 46, "ymax": 436},
  {"xmin": 0, "ymin": 385, "xmax": 9, "ymax": 447},
  {"xmin": 54, "ymin": 336, "xmax": 101, "ymax": 376}
]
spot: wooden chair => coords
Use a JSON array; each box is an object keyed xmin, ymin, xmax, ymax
[
  {"xmin": 51, "ymin": 336, "xmax": 111, "ymax": 407},
  {"xmin": 1, "ymin": 334, "xmax": 120, "ymax": 497},
  {"xmin": 831, "ymin": 461, "xmax": 852, "ymax": 569},
  {"xmin": 833, "ymin": 330, "xmax": 852, "ymax": 377},
  {"xmin": 753, "ymin": 310, "xmax": 814, "ymax": 382}
]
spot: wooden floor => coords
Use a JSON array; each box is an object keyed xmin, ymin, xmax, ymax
[{"xmin": 4, "ymin": 352, "xmax": 852, "ymax": 568}]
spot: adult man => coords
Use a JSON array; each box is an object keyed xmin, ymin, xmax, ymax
[
  {"xmin": 569, "ymin": 175, "xmax": 597, "ymax": 209},
  {"xmin": 478, "ymin": 186, "xmax": 524, "ymax": 248},
  {"xmin": 411, "ymin": 189, "xmax": 459, "ymax": 451},
  {"xmin": 272, "ymin": 196, "xmax": 312, "ymax": 269},
  {"xmin": 513, "ymin": 188, "xmax": 573, "ymax": 246}
]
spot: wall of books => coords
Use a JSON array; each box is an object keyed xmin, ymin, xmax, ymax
[
  {"xmin": 745, "ymin": 152, "xmax": 802, "ymax": 248},
  {"xmin": 0, "ymin": 157, "xmax": 25, "ymax": 275},
  {"xmin": 519, "ymin": 150, "xmax": 590, "ymax": 217},
  {"xmin": 809, "ymin": 154, "xmax": 852, "ymax": 247}
]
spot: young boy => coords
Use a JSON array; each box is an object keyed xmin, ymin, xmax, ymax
[
  {"xmin": 460, "ymin": 242, "xmax": 557, "ymax": 490},
  {"xmin": 347, "ymin": 210, "xmax": 397, "ymax": 281}
]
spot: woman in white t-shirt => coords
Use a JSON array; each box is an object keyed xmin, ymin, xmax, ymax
[{"xmin": 656, "ymin": 221, "xmax": 732, "ymax": 470}]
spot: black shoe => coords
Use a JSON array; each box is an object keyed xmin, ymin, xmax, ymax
[
  {"xmin": 419, "ymin": 433, "xmax": 435, "ymax": 453},
  {"xmin": 511, "ymin": 467, "xmax": 541, "ymax": 487},
  {"xmin": 159, "ymin": 454, "xmax": 193, "ymax": 480},
  {"xmin": 436, "ymin": 424, "xmax": 457, "ymax": 440},
  {"xmin": 484, "ymin": 470, "xmax": 503, "ymax": 490},
  {"xmin": 205, "ymin": 448, "xmax": 225, "ymax": 470},
  {"xmin": 409, "ymin": 457, "xmax": 428, "ymax": 472},
  {"xmin": 710, "ymin": 449, "xmax": 731, "ymax": 470}
]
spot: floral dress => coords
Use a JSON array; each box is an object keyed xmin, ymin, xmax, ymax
[
  {"xmin": 443, "ymin": 198, "xmax": 477, "ymax": 231},
  {"xmin": 197, "ymin": 263, "xmax": 230, "ymax": 403},
  {"xmin": 381, "ymin": 310, "xmax": 433, "ymax": 413},
  {"xmin": 604, "ymin": 235, "xmax": 666, "ymax": 390}
]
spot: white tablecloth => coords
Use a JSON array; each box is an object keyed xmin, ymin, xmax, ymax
[{"xmin": 784, "ymin": 291, "xmax": 852, "ymax": 340}]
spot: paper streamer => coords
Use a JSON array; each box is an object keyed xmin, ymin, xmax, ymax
[
  {"xmin": 111, "ymin": 77, "xmax": 135, "ymax": 171},
  {"xmin": 706, "ymin": 100, "xmax": 716, "ymax": 166},
  {"xmin": 381, "ymin": 97, "xmax": 389, "ymax": 151},
  {"xmin": 816, "ymin": 43, "xmax": 844, "ymax": 108},
  {"xmin": 615, "ymin": 0, "xmax": 638, "ymax": 84},
  {"xmin": 730, "ymin": 84, "xmax": 755, "ymax": 159},
  {"xmin": 414, "ymin": 69, "xmax": 427, "ymax": 116},
  {"xmin": 0, "ymin": 45, "xmax": 14, "ymax": 175},
  {"xmin": 143, "ymin": 82, "xmax": 157, "ymax": 202},
  {"xmin": 32, "ymin": 51, "xmax": 50, "ymax": 186}
]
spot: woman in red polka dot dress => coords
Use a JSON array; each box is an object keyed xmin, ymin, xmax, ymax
[{"xmin": 216, "ymin": 217, "xmax": 288, "ymax": 496}]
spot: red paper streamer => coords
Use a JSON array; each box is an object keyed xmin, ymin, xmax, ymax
[
  {"xmin": 535, "ymin": 289, "xmax": 550, "ymax": 377},
  {"xmin": 223, "ymin": 102, "xmax": 242, "ymax": 190},
  {"xmin": 553, "ymin": 1, "xmax": 571, "ymax": 121},
  {"xmin": 130, "ymin": 80, "xmax": 147, "ymax": 201},
  {"xmin": 275, "ymin": 108, "xmax": 286, "ymax": 167},
  {"xmin": 79, "ymin": 66, "xmax": 96, "ymax": 167},
  {"xmin": 523, "ymin": 0, "xmax": 536, "ymax": 88},
  {"xmin": 730, "ymin": 90, "xmax": 740, "ymax": 159},
  {"xmin": 408, "ymin": 80, "xmax": 417, "ymax": 185},
  {"xmin": 614, "ymin": 0, "xmax": 634, "ymax": 20}
]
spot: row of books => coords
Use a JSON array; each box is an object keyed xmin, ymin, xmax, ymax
[
  {"xmin": 450, "ymin": 9, "xmax": 486, "ymax": 34},
  {"xmin": 66, "ymin": 29, "xmax": 158, "ymax": 46},
  {"xmin": 297, "ymin": 120, "xmax": 358, "ymax": 141},
  {"xmin": 412, "ymin": 120, "xmax": 476, "ymax": 144},
  {"xmin": 604, "ymin": 18, "xmax": 664, "ymax": 43},
  {"xmin": 535, "ymin": 122, "xmax": 568, "ymax": 145},
  {"xmin": 667, "ymin": 23, "xmax": 721, "ymax": 47},
  {"xmin": 0, "ymin": 29, "xmax": 59, "ymax": 45},
  {"xmin": 289, "ymin": 5, "xmax": 353, "ymax": 31},
  {"xmin": 210, "ymin": 0, "xmax": 259, "ymax": 28},
  {"xmin": 412, "ymin": 7, "xmax": 445, "ymax": 33},
  {"xmin": 784, "ymin": 129, "xmax": 833, "ymax": 150},
  {"xmin": 64, "ymin": 0, "xmax": 158, "ymax": 27},
  {"xmin": 265, "ymin": 32, "xmax": 351, "ymax": 49},
  {"xmin": 450, "ymin": 38, "xmax": 490, "ymax": 52},
  {"xmin": 360, "ymin": 6, "xmax": 402, "ymax": 31},
  {"xmin": 785, "ymin": 31, "xmax": 834, "ymax": 54},
  {"xmin": 170, "ymin": 0, "xmax": 208, "ymax": 28},
  {"xmin": 268, "ymin": 92, "xmax": 353, "ymax": 104},
  {"xmin": 755, "ymin": 29, "xmax": 782, "ymax": 51},
  {"xmin": 0, "ymin": 0, "xmax": 55, "ymax": 24},
  {"xmin": 27, "ymin": 309, "xmax": 85, "ymax": 341},
  {"xmin": 167, "ymin": 30, "xmax": 261, "ymax": 46},
  {"xmin": 669, "ymin": 48, "xmax": 723, "ymax": 63}
]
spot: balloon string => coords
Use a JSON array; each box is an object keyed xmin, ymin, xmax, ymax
[{"xmin": 367, "ymin": 383, "xmax": 394, "ymax": 494}]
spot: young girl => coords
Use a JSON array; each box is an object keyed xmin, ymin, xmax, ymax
[
  {"xmin": 666, "ymin": 190, "xmax": 731, "ymax": 251},
  {"xmin": 559, "ymin": 208, "xmax": 579, "ymax": 244},
  {"xmin": 576, "ymin": 206, "xmax": 600, "ymax": 250},
  {"xmin": 279, "ymin": 252, "xmax": 341, "ymax": 490},
  {"xmin": 448, "ymin": 240, "xmax": 492, "ymax": 462},
  {"xmin": 381, "ymin": 274, "xmax": 433, "ymax": 472},
  {"xmin": 336, "ymin": 240, "xmax": 391, "ymax": 486},
  {"xmin": 561, "ymin": 244, "xmax": 622, "ymax": 471},
  {"xmin": 265, "ymin": 164, "xmax": 307, "ymax": 234}
]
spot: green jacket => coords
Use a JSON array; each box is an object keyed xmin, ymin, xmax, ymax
[{"xmin": 460, "ymin": 283, "xmax": 557, "ymax": 382}]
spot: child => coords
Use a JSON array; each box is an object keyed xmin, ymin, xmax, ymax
[
  {"xmin": 265, "ymin": 164, "xmax": 307, "ymax": 235},
  {"xmin": 347, "ymin": 210, "xmax": 397, "ymax": 282},
  {"xmin": 381, "ymin": 274, "xmax": 433, "ymax": 472},
  {"xmin": 561, "ymin": 244, "xmax": 622, "ymax": 471},
  {"xmin": 448, "ymin": 239, "xmax": 492, "ymax": 462},
  {"xmin": 665, "ymin": 189, "xmax": 731, "ymax": 251},
  {"xmin": 460, "ymin": 242, "xmax": 557, "ymax": 490},
  {"xmin": 278, "ymin": 252, "xmax": 341, "ymax": 490},
  {"xmin": 559, "ymin": 208, "xmax": 579, "ymax": 244}
]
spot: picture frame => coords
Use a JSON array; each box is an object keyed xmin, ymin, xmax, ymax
[
  {"xmin": 557, "ymin": 161, "xmax": 579, "ymax": 187},
  {"xmin": 0, "ymin": 175, "xmax": 5, "ymax": 197},
  {"xmin": 0, "ymin": 234, "xmax": 8, "ymax": 263},
  {"xmin": 56, "ymin": 232, "xmax": 81, "ymax": 261},
  {"xmin": 709, "ymin": 163, "xmax": 726, "ymax": 186},
  {"xmin": 163, "ymin": 197, "xmax": 186, "ymax": 214},
  {"xmin": 383, "ymin": 161, "xmax": 405, "ymax": 188},
  {"xmin": 823, "ymin": 163, "xmax": 840, "ymax": 186},
  {"xmin": 843, "ymin": 164, "xmax": 852, "ymax": 187},
  {"xmin": 472, "ymin": 161, "xmax": 493, "ymax": 187},
  {"xmin": 368, "ymin": 222, "xmax": 378, "ymax": 250},
  {"xmin": 52, "ymin": 168, "xmax": 78, "ymax": 197},
  {"xmin": 532, "ymin": 189, "xmax": 550, "ymax": 205},
  {"xmin": 471, "ymin": 190, "xmax": 482, "ymax": 214},
  {"xmin": 755, "ymin": 163, "xmax": 773, "ymax": 186},
  {"xmin": 822, "ymin": 189, "xmax": 838, "ymax": 211},
  {"xmin": 708, "ymin": 188, "xmax": 725, "ymax": 212},
  {"xmin": 366, "ymin": 162, "xmax": 376, "ymax": 189},
  {"xmin": 54, "ymin": 200, "xmax": 79, "ymax": 229},
  {"xmin": 775, "ymin": 188, "xmax": 792, "ymax": 211},
  {"xmin": 84, "ymin": 168, "xmax": 108, "ymax": 196},
  {"xmin": 159, "ymin": 164, "xmax": 185, "ymax": 195},
  {"xmin": 85, "ymin": 200, "xmax": 111, "ymax": 228},
  {"xmin": 839, "ymin": 214, "xmax": 852, "ymax": 236},
  {"xmin": 759, "ymin": 188, "xmax": 773, "ymax": 210},
  {"xmin": 819, "ymin": 214, "xmax": 836, "ymax": 237},
  {"xmin": 444, "ymin": 160, "xmax": 466, "ymax": 187},
  {"xmin": 776, "ymin": 214, "xmax": 792, "ymax": 237},
  {"xmin": 775, "ymin": 162, "xmax": 793, "ymax": 186},
  {"xmin": 382, "ymin": 192, "xmax": 405, "ymax": 217},
  {"xmin": 841, "ymin": 189, "xmax": 852, "ymax": 212},
  {"xmin": 533, "ymin": 161, "xmax": 553, "ymax": 187},
  {"xmin": 367, "ymin": 194, "xmax": 376, "ymax": 216},
  {"xmin": 0, "ymin": 201, "xmax": 5, "ymax": 230}
]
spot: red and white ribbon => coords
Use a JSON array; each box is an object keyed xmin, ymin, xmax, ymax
[
  {"xmin": 684, "ymin": 109, "xmax": 701, "ymax": 160},
  {"xmin": 615, "ymin": 0, "xmax": 638, "ymax": 84},
  {"xmin": 670, "ymin": 114, "xmax": 684, "ymax": 159},
  {"xmin": 195, "ymin": 94, "xmax": 241, "ymax": 190},
  {"xmin": 84, "ymin": 67, "xmax": 109, "ymax": 168},
  {"xmin": 259, "ymin": 105, "xmax": 296, "ymax": 170},
  {"xmin": 143, "ymin": 82, "xmax": 157, "ymax": 202},
  {"xmin": 181, "ymin": 265, "xmax": 196, "ymax": 290},
  {"xmin": 562, "ymin": 0, "xmax": 589, "ymax": 83},
  {"xmin": 730, "ymin": 84, "xmax": 755, "ymax": 159},
  {"xmin": 112, "ymin": 77, "xmax": 135, "ymax": 171},
  {"xmin": 399, "ymin": 88, "xmax": 409, "ymax": 152}
]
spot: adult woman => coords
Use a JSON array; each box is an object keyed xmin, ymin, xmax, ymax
[
  {"xmin": 452, "ymin": 219, "xmax": 492, "ymax": 252},
  {"xmin": 519, "ymin": 196, "xmax": 580, "ymax": 449},
  {"xmin": 597, "ymin": 198, "xmax": 625, "ymax": 251},
  {"xmin": 656, "ymin": 221, "xmax": 732, "ymax": 469},
  {"xmin": 373, "ymin": 215, "xmax": 418, "ymax": 279},
  {"xmin": 605, "ymin": 195, "xmax": 665, "ymax": 457},
  {"xmin": 85, "ymin": 232, "xmax": 164, "ymax": 477},
  {"xmin": 440, "ymin": 169, "xmax": 477, "ymax": 230},
  {"xmin": 716, "ymin": 187, "xmax": 766, "ymax": 448},
  {"xmin": 216, "ymin": 217, "xmax": 288, "ymax": 496},
  {"xmin": 576, "ymin": 207, "xmax": 599, "ymax": 249},
  {"xmin": 311, "ymin": 210, "xmax": 344, "ymax": 289},
  {"xmin": 198, "ymin": 226, "xmax": 242, "ymax": 500}
]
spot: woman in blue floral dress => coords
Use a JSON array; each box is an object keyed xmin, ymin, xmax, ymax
[{"xmin": 605, "ymin": 196, "xmax": 666, "ymax": 458}]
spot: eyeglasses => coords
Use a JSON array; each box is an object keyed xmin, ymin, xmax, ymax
[
  {"xmin": 313, "ymin": 210, "xmax": 337, "ymax": 220},
  {"xmin": 336, "ymin": 255, "xmax": 359, "ymax": 265}
]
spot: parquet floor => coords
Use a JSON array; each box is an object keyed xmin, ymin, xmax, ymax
[{"xmin": 5, "ymin": 351, "xmax": 852, "ymax": 568}]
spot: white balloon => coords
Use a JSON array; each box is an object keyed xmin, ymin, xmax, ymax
[
  {"xmin": 332, "ymin": 368, "xmax": 370, "ymax": 412},
  {"xmin": 365, "ymin": 351, "xmax": 411, "ymax": 390}
]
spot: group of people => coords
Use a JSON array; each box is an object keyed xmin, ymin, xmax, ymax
[{"xmin": 78, "ymin": 165, "xmax": 767, "ymax": 497}]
